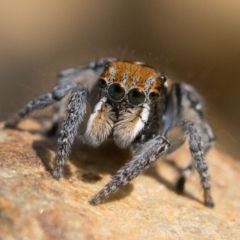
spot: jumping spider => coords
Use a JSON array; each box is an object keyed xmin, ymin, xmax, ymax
[{"xmin": 5, "ymin": 58, "xmax": 215, "ymax": 207}]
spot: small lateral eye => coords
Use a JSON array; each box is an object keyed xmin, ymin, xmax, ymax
[
  {"xmin": 149, "ymin": 91, "xmax": 160, "ymax": 101},
  {"xmin": 161, "ymin": 75, "xmax": 167, "ymax": 82},
  {"xmin": 98, "ymin": 79, "xmax": 107, "ymax": 88},
  {"xmin": 128, "ymin": 88, "xmax": 146, "ymax": 105},
  {"xmin": 108, "ymin": 83, "xmax": 125, "ymax": 101}
]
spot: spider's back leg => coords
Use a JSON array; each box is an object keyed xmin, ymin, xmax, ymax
[
  {"xmin": 5, "ymin": 83, "xmax": 74, "ymax": 128},
  {"xmin": 163, "ymin": 81, "xmax": 215, "ymax": 207}
]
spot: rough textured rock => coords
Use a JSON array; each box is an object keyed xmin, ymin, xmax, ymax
[{"xmin": 0, "ymin": 119, "xmax": 240, "ymax": 240}]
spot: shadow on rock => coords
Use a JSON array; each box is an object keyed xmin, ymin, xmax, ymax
[
  {"xmin": 145, "ymin": 162, "xmax": 203, "ymax": 206},
  {"xmin": 32, "ymin": 136, "xmax": 202, "ymax": 206}
]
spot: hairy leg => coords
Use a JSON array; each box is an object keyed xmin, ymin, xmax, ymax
[
  {"xmin": 5, "ymin": 84, "xmax": 74, "ymax": 128},
  {"xmin": 90, "ymin": 135, "xmax": 170, "ymax": 205},
  {"xmin": 163, "ymin": 82, "xmax": 214, "ymax": 207},
  {"xmin": 175, "ymin": 122, "xmax": 215, "ymax": 195},
  {"xmin": 181, "ymin": 121, "xmax": 214, "ymax": 207},
  {"xmin": 53, "ymin": 86, "xmax": 87, "ymax": 179}
]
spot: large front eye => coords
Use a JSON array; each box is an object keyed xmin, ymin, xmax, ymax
[
  {"xmin": 108, "ymin": 83, "xmax": 125, "ymax": 101},
  {"xmin": 128, "ymin": 88, "xmax": 146, "ymax": 105},
  {"xmin": 149, "ymin": 91, "xmax": 160, "ymax": 101}
]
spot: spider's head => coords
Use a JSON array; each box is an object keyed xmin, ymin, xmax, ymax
[
  {"xmin": 99, "ymin": 61, "xmax": 166, "ymax": 107},
  {"xmin": 85, "ymin": 60, "xmax": 167, "ymax": 148}
]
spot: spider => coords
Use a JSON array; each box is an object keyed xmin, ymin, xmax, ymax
[{"xmin": 5, "ymin": 58, "xmax": 215, "ymax": 207}]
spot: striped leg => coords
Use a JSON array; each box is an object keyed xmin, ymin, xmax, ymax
[
  {"xmin": 53, "ymin": 86, "xmax": 87, "ymax": 179},
  {"xmin": 181, "ymin": 122, "xmax": 214, "ymax": 207},
  {"xmin": 90, "ymin": 135, "xmax": 170, "ymax": 205},
  {"xmin": 5, "ymin": 84, "xmax": 74, "ymax": 128},
  {"xmin": 163, "ymin": 81, "xmax": 214, "ymax": 207}
]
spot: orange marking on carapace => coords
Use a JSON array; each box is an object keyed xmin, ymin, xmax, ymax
[{"xmin": 101, "ymin": 61, "xmax": 163, "ymax": 92}]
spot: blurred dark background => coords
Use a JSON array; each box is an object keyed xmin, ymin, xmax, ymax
[{"xmin": 0, "ymin": 1, "xmax": 239, "ymax": 159}]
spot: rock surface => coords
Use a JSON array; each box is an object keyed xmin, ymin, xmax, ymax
[{"xmin": 0, "ymin": 119, "xmax": 240, "ymax": 240}]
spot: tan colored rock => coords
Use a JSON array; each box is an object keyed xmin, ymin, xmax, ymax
[{"xmin": 0, "ymin": 119, "xmax": 240, "ymax": 240}]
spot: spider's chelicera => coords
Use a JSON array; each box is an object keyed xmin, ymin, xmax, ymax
[{"xmin": 5, "ymin": 58, "xmax": 215, "ymax": 208}]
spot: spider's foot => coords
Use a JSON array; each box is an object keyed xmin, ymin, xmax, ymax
[
  {"xmin": 53, "ymin": 169, "xmax": 63, "ymax": 180},
  {"xmin": 89, "ymin": 195, "xmax": 102, "ymax": 206},
  {"xmin": 204, "ymin": 199, "xmax": 214, "ymax": 208},
  {"xmin": 204, "ymin": 188, "xmax": 214, "ymax": 208}
]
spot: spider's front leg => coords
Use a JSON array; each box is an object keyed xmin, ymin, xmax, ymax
[
  {"xmin": 90, "ymin": 135, "xmax": 170, "ymax": 205},
  {"xmin": 53, "ymin": 86, "xmax": 87, "ymax": 179}
]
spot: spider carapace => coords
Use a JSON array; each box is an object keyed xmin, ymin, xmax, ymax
[{"xmin": 6, "ymin": 58, "xmax": 215, "ymax": 207}]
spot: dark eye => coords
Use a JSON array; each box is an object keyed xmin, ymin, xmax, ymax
[
  {"xmin": 128, "ymin": 88, "xmax": 146, "ymax": 105},
  {"xmin": 161, "ymin": 75, "xmax": 167, "ymax": 82},
  {"xmin": 108, "ymin": 83, "xmax": 125, "ymax": 101},
  {"xmin": 98, "ymin": 79, "xmax": 107, "ymax": 88},
  {"xmin": 149, "ymin": 91, "xmax": 160, "ymax": 101}
]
